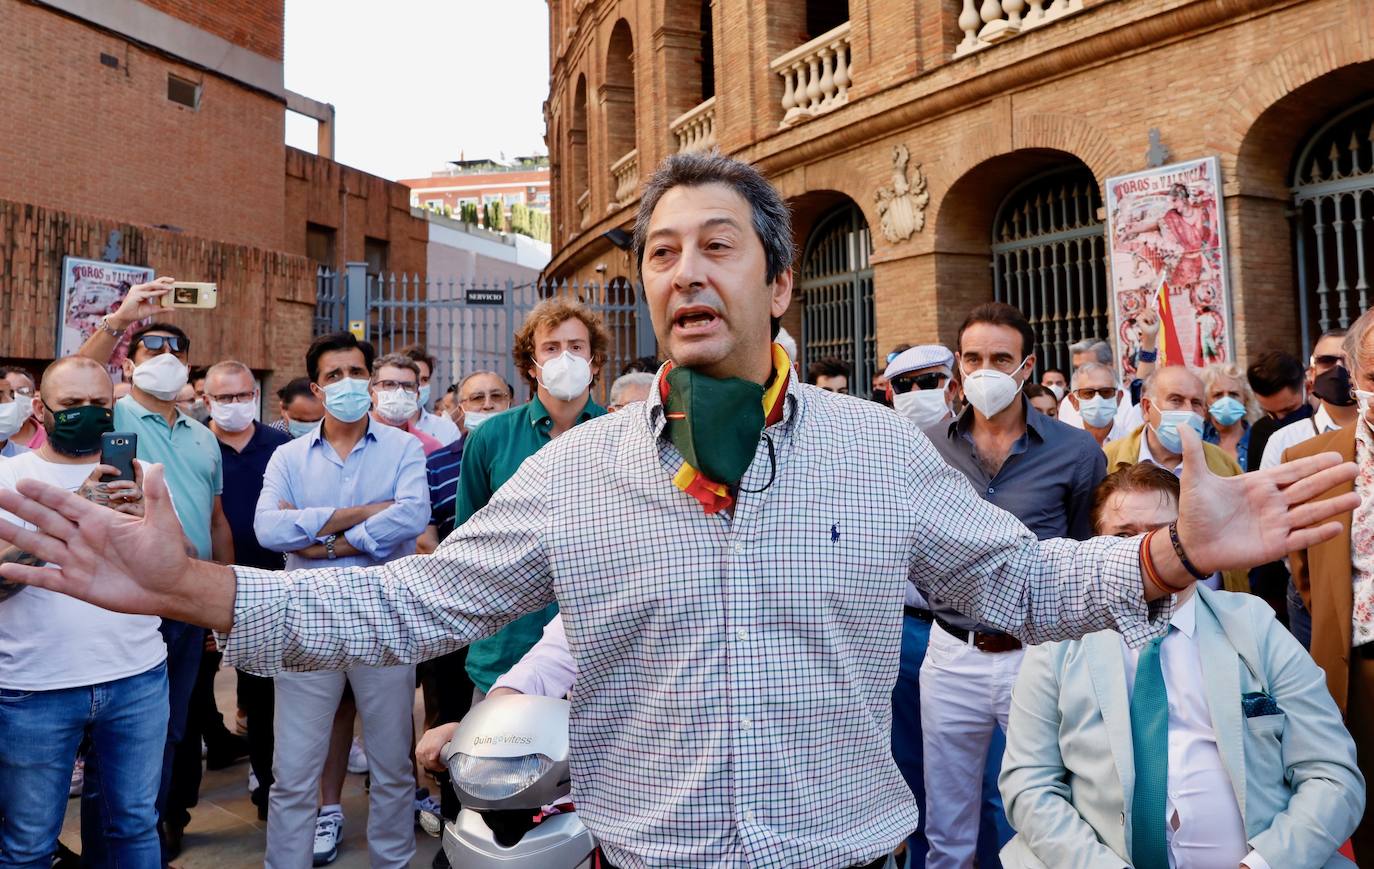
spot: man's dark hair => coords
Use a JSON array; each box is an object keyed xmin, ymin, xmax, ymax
[
  {"xmin": 620, "ymin": 355, "xmax": 661, "ymax": 376},
  {"xmin": 1090, "ymin": 463, "xmax": 1181, "ymax": 536},
  {"xmin": 807, "ymin": 356, "xmax": 849, "ymax": 384},
  {"xmin": 306, "ymin": 331, "xmax": 374, "ymax": 383},
  {"xmin": 1023, "ymin": 383, "xmax": 1056, "ymax": 402},
  {"xmin": 957, "ymin": 302, "xmax": 1036, "ymax": 360},
  {"xmin": 276, "ymin": 376, "xmax": 314, "ymax": 403},
  {"xmin": 398, "ymin": 344, "xmax": 437, "ymax": 375},
  {"xmin": 633, "ymin": 153, "xmax": 794, "ymax": 286},
  {"xmin": 1246, "ymin": 350, "xmax": 1305, "ymax": 397},
  {"xmin": 1041, "ymin": 366, "xmax": 1066, "ymax": 381},
  {"xmin": 129, "ymin": 321, "xmax": 190, "ymax": 354}
]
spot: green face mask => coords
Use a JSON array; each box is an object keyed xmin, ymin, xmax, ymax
[
  {"xmin": 44, "ymin": 403, "xmax": 114, "ymax": 457},
  {"xmin": 663, "ymin": 366, "xmax": 765, "ymax": 487}
]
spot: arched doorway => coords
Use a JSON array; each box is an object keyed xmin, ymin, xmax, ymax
[
  {"xmin": 605, "ymin": 21, "xmax": 637, "ymax": 207},
  {"xmin": 1292, "ymin": 96, "xmax": 1374, "ymax": 348},
  {"xmin": 799, "ymin": 201, "xmax": 875, "ymax": 388},
  {"xmin": 990, "ymin": 165, "xmax": 1108, "ymax": 374},
  {"xmin": 570, "ymin": 74, "xmax": 590, "ymax": 231}
]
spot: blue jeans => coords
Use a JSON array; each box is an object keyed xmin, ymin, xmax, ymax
[
  {"xmin": 156, "ymin": 619, "xmax": 203, "ymax": 832},
  {"xmin": 891, "ymin": 615, "xmax": 1012, "ymax": 869},
  {"xmin": 0, "ymin": 662, "xmax": 168, "ymax": 868}
]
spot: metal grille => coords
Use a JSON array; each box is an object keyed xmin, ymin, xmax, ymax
[
  {"xmin": 798, "ymin": 203, "xmax": 876, "ymax": 388},
  {"xmin": 1292, "ymin": 97, "xmax": 1374, "ymax": 355},
  {"xmin": 317, "ymin": 268, "xmax": 654, "ymax": 407},
  {"xmin": 991, "ymin": 167, "xmax": 1109, "ymax": 375}
]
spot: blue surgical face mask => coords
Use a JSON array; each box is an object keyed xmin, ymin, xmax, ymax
[
  {"xmin": 418, "ymin": 384, "xmax": 432, "ymax": 409},
  {"xmin": 322, "ymin": 378, "xmax": 372, "ymax": 423},
  {"xmin": 1078, "ymin": 394, "xmax": 1118, "ymax": 428},
  {"xmin": 1208, "ymin": 396, "xmax": 1246, "ymax": 428},
  {"xmin": 1153, "ymin": 409, "xmax": 1204, "ymax": 455},
  {"xmin": 287, "ymin": 418, "xmax": 320, "ymax": 438}
]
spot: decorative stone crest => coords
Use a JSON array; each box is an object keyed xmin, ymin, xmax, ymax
[{"xmin": 875, "ymin": 144, "xmax": 930, "ymax": 243}]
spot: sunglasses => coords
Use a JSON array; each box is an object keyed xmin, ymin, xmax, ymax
[
  {"xmin": 1073, "ymin": 386, "xmax": 1119, "ymax": 401},
  {"xmin": 1312, "ymin": 354, "xmax": 1345, "ymax": 368},
  {"xmin": 135, "ymin": 335, "xmax": 189, "ymax": 353},
  {"xmin": 890, "ymin": 372, "xmax": 948, "ymax": 394}
]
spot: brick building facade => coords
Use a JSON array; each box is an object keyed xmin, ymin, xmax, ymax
[
  {"xmin": 0, "ymin": 0, "xmax": 427, "ymax": 391},
  {"xmin": 544, "ymin": 0, "xmax": 1374, "ymax": 387}
]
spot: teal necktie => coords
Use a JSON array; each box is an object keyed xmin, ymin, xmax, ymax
[{"xmin": 1130, "ymin": 635, "xmax": 1170, "ymax": 869}]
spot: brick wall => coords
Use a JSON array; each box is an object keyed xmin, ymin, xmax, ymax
[
  {"xmin": 545, "ymin": 0, "xmax": 1374, "ymax": 371},
  {"xmin": 0, "ymin": 0, "xmax": 286, "ymax": 251},
  {"xmin": 138, "ymin": 0, "xmax": 285, "ymax": 60},
  {"xmin": 0, "ymin": 197, "xmax": 315, "ymax": 385}
]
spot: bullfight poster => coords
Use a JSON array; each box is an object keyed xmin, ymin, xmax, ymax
[
  {"xmin": 57, "ymin": 257, "xmax": 155, "ymax": 379},
  {"xmin": 1104, "ymin": 156, "xmax": 1232, "ymax": 379}
]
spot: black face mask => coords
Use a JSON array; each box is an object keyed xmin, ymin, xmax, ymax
[
  {"xmin": 1312, "ymin": 365, "xmax": 1356, "ymax": 407},
  {"xmin": 43, "ymin": 403, "xmax": 113, "ymax": 457},
  {"xmin": 871, "ymin": 389, "xmax": 892, "ymax": 407}
]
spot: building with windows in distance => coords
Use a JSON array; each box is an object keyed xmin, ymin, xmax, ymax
[
  {"xmin": 544, "ymin": 0, "xmax": 1374, "ymax": 389},
  {"xmin": 401, "ymin": 156, "xmax": 552, "ymax": 227}
]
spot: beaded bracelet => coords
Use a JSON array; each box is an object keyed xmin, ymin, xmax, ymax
[{"xmin": 1167, "ymin": 522, "xmax": 1211, "ymax": 582}]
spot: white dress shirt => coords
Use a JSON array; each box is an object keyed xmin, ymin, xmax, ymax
[
  {"xmin": 1259, "ymin": 404, "xmax": 1339, "ymax": 470},
  {"xmin": 414, "ymin": 409, "xmax": 462, "ymax": 446},
  {"xmin": 1120, "ymin": 594, "xmax": 1270, "ymax": 869}
]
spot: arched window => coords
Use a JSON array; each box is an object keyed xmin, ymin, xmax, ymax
[
  {"xmin": 799, "ymin": 201, "xmax": 875, "ymax": 388},
  {"xmin": 1292, "ymin": 97, "xmax": 1374, "ymax": 348},
  {"xmin": 571, "ymin": 74, "xmax": 590, "ymax": 231},
  {"xmin": 605, "ymin": 21, "xmax": 638, "ymax": 207},
  {"xmin": 991, "ymin": 165, "xmax": 1108, "ymax": 373}
]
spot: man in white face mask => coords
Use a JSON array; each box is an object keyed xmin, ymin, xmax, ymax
[
  {"xmin": 367, "ymin": 354, "xmax": 443, "ymax": 456},
  {"xmin": 920, "ymin": 302, "xmax": 1108, "ymax": 869},
  {"xmin": 884, "ymin": 344, "xmax": 958, "ymax": 432},
  {"xmin": 75, "ymin": 278, "xmax": 235, "ymax": 861},
  {"xmin": 397, "ymin": 345, "xmax": 461, "ymax": 447},
  {"xmin": 0, "ymin": 375, "xmax": 32, "ymax": 458},
  {"xmin": 455, "ymin": 298, "xmax": 607, "ymax": 703}
]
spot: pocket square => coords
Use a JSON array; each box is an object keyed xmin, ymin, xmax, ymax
[{"xmin": 1242, "ymin": 691, "xmax": 1282, "ymax": 718}]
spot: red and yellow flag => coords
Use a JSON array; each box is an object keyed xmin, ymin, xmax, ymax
[{"xmin": 1154, "ymin": 277, "xmax": 1187, "ymax": 368}]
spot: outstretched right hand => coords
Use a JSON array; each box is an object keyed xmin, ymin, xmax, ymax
[
  {"xmin": 108, "ymin": 277, "xmax": 175, "ymax": 330},
  {"xmin": 0, "ymin": 464, "xmax": 235, "ymax": 629}
]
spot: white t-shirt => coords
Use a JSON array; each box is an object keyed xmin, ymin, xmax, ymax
[{"xmin": 0, "ymin": 452, "xmax": 166, "ymax": 690}]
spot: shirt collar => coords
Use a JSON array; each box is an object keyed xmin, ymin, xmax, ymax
[
  {"xmin": 1136, "ymin": 425, "xmax": 1182, "ymax": 474},
  {"xmin": 1170, "ymin": 589, "xmax": 1198, "ymax": 637},
  {"xmin": 1315, "ymin": 403, "xmax": 1340, "ymax": 433},
  {"xmin": 944, "ymin": 395, "xmax": 1044, "ymax": 444},
  {"xmin": 308, "ymin": 416, "xmax": 378, "ymax": 448},
  {"xmin": 121, "ymin": 393, "xmax": 191, "ymax": 429},
  {"xmin": 527, "ymin": 392, "xmax": 602, "ymax": 431}
]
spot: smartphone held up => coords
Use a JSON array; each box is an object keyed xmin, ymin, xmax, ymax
[{"xmin": 161, "ymin": 282, "xmax": 218, "ymax": 309}]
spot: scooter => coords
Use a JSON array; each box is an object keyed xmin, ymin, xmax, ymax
[{"xmin": 440, "ymin": 693, "xmax": 595, "ymax": 868}]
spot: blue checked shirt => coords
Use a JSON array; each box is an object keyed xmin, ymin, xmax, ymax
[{"xmin": 223, "ymin": 376, "xmax": 1167, "ymax": 868}]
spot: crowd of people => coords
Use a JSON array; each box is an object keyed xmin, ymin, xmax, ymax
[{"xmin": 0, "ymin": 152, "xmax": 1369, "ymax": 869}]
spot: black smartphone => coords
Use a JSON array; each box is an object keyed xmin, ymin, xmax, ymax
[{"xmin": 99, "ymin": 432, "xmax": 138, "ymax": 482}]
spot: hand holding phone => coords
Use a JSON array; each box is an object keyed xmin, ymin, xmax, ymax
[{"xmin": 99, "ymin": 432, "xmax": 137, "ymax": 482}]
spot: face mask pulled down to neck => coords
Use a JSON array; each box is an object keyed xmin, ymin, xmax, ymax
[
  {"xmin": 132, "ymin": 353, "xmax": 189, "ymax": 402},
  {"xmin": 536, "ymin": 351, "xmax": 593, "ymax": 402},
  {"xmin": 0, "ymin": 400, "xmax": 28, "ymax": 441},
  {"xmin": 322, "ymin": 378, "xmax": 372, "ymax": 424},
  {"xmin": 1153, "ymin": 409, "xmax": 1204, "ymax": 456},
  {"xmin": 962, "ymin": 358, "xmax": 1028, "ymax": 418},
  {"xmin": 893, "ymin": 390, "xmax": 949, "ymax": 430}
]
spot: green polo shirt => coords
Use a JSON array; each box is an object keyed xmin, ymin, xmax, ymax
[
  {"xmin": 114, "ymin": 394, "xmax": 223, "ymax": 560},
  {"xmin": 457, "ymin": 392, "xmax": 605, "ymax": 691}
]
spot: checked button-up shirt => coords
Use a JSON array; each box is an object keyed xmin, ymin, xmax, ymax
[{"xmin": 223, "ymin": 375, "xmax": 1167, "ymax": 869}]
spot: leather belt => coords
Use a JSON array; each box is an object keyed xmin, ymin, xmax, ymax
[
  {"xmin": 935, "ymin": 616, "xmax": 1023, "ymax": 653},
  {"xmin": 904, "ymin": 606, "xmax": 934, "ymax": 622}
]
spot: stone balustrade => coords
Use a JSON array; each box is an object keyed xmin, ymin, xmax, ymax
[
  {"xmin": 955, "ymin": 0, "xmax": 1085, "ymax": 57},
  {"xmin": 577, "ymin": 189, "xmax": 590, "ymax": 229},
  {"xmin": 610, "ymin": 149, "xmax": 639, "ymax": 210},
  {"xmin": 671, "ymin": 97, "xmax": 717, "ymax": 154},
  {"xmin": 771, "ymin": 22, "xmax": 853, "ymax": 128}
]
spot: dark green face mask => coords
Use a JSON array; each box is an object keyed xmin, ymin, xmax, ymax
[
  {"xmin": 663, "ymin": 366, "xmax": 765, "ymax": 487},
  {"xmin": 44, "ymin": 403, "xmax": 114, "ymax": 457}
]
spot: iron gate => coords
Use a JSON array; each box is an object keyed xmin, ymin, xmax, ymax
[
  {"xmin": 991, "ymin": 166, "xmax": 1110, "ymax": 375},
  {"xmin": 798, "ymin": 203, "xmax": 876, "ymax": 389},
  {"xmin": 314, "ymin": 264, "xmax": 656, "ymax": 406},
  {"xmin": 1292, "ymin": 97, "xmax": 1374, "ymax": 356}
]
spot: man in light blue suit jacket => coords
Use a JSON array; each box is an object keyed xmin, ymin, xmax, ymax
[{"xmin": 999, "ymin": 464, "xmax": 1363, "ymax": 869}]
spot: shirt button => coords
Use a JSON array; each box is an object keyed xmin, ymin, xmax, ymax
[
  {"xmin": 744, "ymin": 808, "xmax": 756, "ymax": 823},
  {"xmin": 740, "ymin": 718, "xmax": 752, "ymax": 732},
  {"xmin": 737, "ymin": 629, "xmax": 748, "ymax": 642},
  {"xmin": 733, "ymin": 542, "xmax": 745, "ymax": 554},
  {"xmin": 987, "ymin": 486, "xmax": 995, "ymax": 494}
]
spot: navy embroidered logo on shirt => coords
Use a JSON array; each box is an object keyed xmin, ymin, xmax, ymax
[{"xmin": 830, "ymin": 522, "xmax": 840, "ymax": 543}]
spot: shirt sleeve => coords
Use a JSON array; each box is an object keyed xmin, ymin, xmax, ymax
[
  {"xmin": 1259, "ymin": 428, "xmax": 1291, "ymax": 471},
  {"xmin": 211, "ymin": 440, "xmax": 224, "ymax": 497},
  {"xmin": 221, "ymin": 445, "xmax": 555, "ymax": 675},
  {"xmin": 253, "ymin": 449, "xmax": 331, "ymax": 552},
  {"xmin": 1241, "ymin": 850, "xmax": 1271, "ymax": 869},
  {"xmin": 344, "ymin": 438, "xmax": 431, "ymax": 559},
  {"xmin": 490, "ymin": 614, "xmax": 575, "ymax": 697},
  {"xmin": 905, "ymin": 434, "xmax": 1170, "ymax": 648}
]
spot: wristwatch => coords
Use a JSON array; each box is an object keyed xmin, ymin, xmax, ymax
[
  {"xmin": 96, "ymin": 316, "xmax": 126, "ymax": 338},
  {"xmin": 1137, "ymin": 348, "xmax": 1158, "ymax": 363},
  {"xmin": 324, "ymin": 533, "xmax": 338, "ymax": 560}
]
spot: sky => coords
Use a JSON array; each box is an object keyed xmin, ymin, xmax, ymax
[{"xmin": 283, "ymin": 0, "xmax": 550, "ymax": 181}]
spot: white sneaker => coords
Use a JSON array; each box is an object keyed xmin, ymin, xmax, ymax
[
  {"xmin": 415, "ymin": 787, "xmax": 442, "ymax": 837},
  {"xmin": 248, "ymin": 770, "xmax": 259, "ymax": 795},
  {"xmin": 69, "ymin": 759, "xmax": 84, "ymax": 798},
  {"xmin": 312, "ymin": 811, "xmax": 343, "ymax": 866},
  {"xmin": 346, "ymin": 737, "xmax": 367, "ymax": 775}
]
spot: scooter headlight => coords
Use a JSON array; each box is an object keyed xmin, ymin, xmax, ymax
[{"xmin": 449, "ymin": 752, "xmax": 556, "ymax": 801}]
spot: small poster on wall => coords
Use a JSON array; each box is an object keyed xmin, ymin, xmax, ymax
[
  {"xmin": 57, "ymin": 257, "xmax": 155, "ymax": 380},
  {"xmin": 1104, "ymin": 156, "xmax": 1232, "ymax": 380}
]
